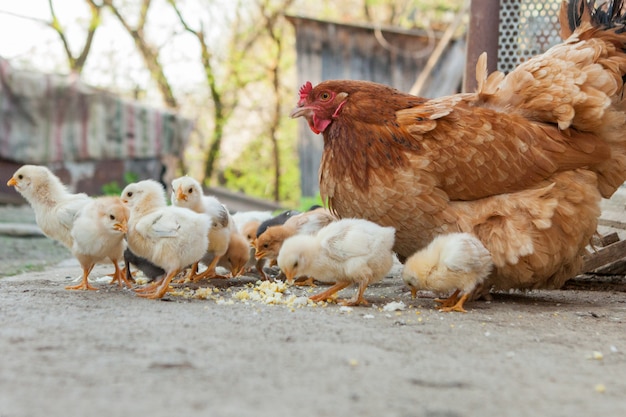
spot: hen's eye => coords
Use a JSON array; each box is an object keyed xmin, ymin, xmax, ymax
[{"xmin": 320, "ymin": 92, "xmax": 331, "ymax": 100}]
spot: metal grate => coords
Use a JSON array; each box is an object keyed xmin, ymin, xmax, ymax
[{"xmin": 498, "ymin": 0, "xmax": 562, "ymax": 73}]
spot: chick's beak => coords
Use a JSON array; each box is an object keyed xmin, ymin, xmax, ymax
[
  {"xmin": 254, "ymin": 250, "xmax": 265, "ymax": 260},
  {"xmin": 7, "ymin": 177, "xmax": 17, "ymax": 187},
  {"xmin": 114, "ymin": 221, "xmax": 128, "ymax": 234},
  {"xmin": 176, "ymin": 186, "xmax": 187, "ymax": 202},
  {"xmin": 410, "ymin": 286, "xmax": 417, "ymax": 299},
  {"xmin": 283, "ymin": 268, "xmax": 295, "ymax": 285}
]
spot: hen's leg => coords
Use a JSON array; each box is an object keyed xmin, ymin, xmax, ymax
[
  {"xmin": 309, "ymin": 282, "xmax": 350, "ymax": 302},
  {"xmin": 435, "ymin": 289, "xmax": 460, "ymax": 308},
  {"xmin": 439, "ymin": 293, "xmax": 469, "ymax": 313},
  {"xmin": 137, "ymin": 269, "xmax": 180, "ymax": 299},
  {"xmin": 66, "ymin": 264, "xmax": 98, "ymax": 291}
]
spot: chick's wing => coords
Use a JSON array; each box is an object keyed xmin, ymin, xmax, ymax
[
  {"xmin": 319, "ymin": 223, "xmax": 373, "ymax": 262},
  {"xmin": 136, "ymin": 212, "xmax": 181, "ymax": 239}
]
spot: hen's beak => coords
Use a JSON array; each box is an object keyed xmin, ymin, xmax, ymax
[
  {"xmin": 7, "ymin": 177, "xmax": 17, "ymax": 187},
  {"xmin": 289, "ymin": 105, "xmax": 308, "ymax": 119},
  {"xmin": 176, "ymin": 185, "xmax": 187, "ymax": 202}
]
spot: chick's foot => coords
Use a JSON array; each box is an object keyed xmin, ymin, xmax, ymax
[
  {"xmin": 309, "ymin": 282, "xmax": 350, "ymax": 302},
  {"xmin": 438, "ymin": 293, "xmax": 469, "ymax": 313},
  {"xmin": 434, "ymin": 289, "xmax": 461, "ymax": 308}
]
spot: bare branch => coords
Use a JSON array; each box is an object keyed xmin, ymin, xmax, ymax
[{"xmin": 102, "ymin": 0, "xmax": 178, "ymax": 109}]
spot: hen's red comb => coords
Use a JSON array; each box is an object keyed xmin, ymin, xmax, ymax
[{"xmin": 298, "ymin": 81, "xmax": 313, "ymax": 100}]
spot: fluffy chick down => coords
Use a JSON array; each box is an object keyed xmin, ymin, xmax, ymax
[{"xmin": 402, "ymin": 232, "xmax": 493, "ymax": 312}]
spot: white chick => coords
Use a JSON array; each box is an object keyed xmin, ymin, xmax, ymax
[
  {"xmin": 7, "ymin": 165, "xmax": 91, "ymax": 250},
  {"xmin": 277, "ymin": 218, "xmax": 395, "ymax": 306},
  {"xmin": 231, "ymin": 210, "xmax": 273, "ymax": 234},
  {"xmin": 171, "ymin": 176, "xmax": 230, "ymax": 281},
  {"xmin": 401, "ymin": 233, "xmax": 493, "ymax": 313},
  {"xmin": 122, "ymin": 180, "xmax": 210, "ymax": 299},
  {"xmin": 69, "ymin": 196, "xmax": 129, "ymax": 290}
]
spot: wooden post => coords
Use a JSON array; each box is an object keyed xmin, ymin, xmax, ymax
[{"xmin": 463, "ymin": 0, "xmax": 501, "ymax": 92}]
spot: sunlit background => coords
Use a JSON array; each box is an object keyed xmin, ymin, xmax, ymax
[{"xmin": 0, "ymin": 0, "xmax": 465, "ymax": 207}]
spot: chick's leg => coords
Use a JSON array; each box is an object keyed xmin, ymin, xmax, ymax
[
  {"xmin": 294, "ymin": 276, "xmax": 316, "ymax": 286},
  {"xmin": 309, "ymin": 282, "xmax": 350, "ymax": 303},
  {"xmin": 192, "ymin": 256, "xmax": 228, "ymax": 281},
  {"xmin": 339, "ymin": 279, "xmax": 369, "ymax": 306},
  {"xmin": 434, "ymin": 289, "xmax": 461, "ymax": 309},
  {"xmin": 137, "ymin": 269, "xmax": 180, "ymax": 299},
  {"xmin": 439, "ymin": 293, "xmax": 469, "ymax": 313},
  {"xmin": 134, "ymin": 277, "xmax": 164, "ymax": 293},
  {"xmin": 256, "ymin": 258, "xmax": 269, "ymax": 281},
  {"xmin": 66, "ymin": 264, "xmax": 98, "ymax": 291},
  {"xmin": 178, "ymin": 262, "xmax": 199, "ymax": 283},
  {"xmin": 108, "ymin": 260, "xmax": 132, "ymax": 289}
]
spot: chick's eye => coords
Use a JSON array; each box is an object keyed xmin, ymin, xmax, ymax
[
  {"xmin": 320, "ymin": 92, "xmax": 331, "ymax": 101},
  {"xmin": 293, "ymin": 261, "xmax": 298, "ymax": 268},
  {"xmin": 109, "ymin": 214, "xmax": 115, "ymax": 221},
  {"xmin": 263, "ymin": 243, "xmax": 269, "ymax": 248},
  {"xmin": 188, "ymin": 188, "xmax": 193, "ymax": 193},
  {"xmin": 18, "ymin": 175, "xmax": 23, "ymax": 179},
  {"xmin": 126, "ymin": 191, "xmax": 133, "ymax": 198}
]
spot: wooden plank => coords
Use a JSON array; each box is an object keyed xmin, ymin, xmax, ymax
[
  {"xmin": 591, "ymin": 232, "xmax": 620, "ymax": 248},
  {"xmin": 0, "ymin": 223, "xmax": 44, "ymax": 237},
  {"xmin": 583, "ymin": 238, "xmax": 626, "ymax": 272},
  {"xmin": 598, "ymin": 218, "xmax": 626, "ymax": 230}
]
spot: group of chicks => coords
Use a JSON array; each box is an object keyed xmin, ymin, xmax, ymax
[{"xmin": 7, "ymin": 164, "xmax": 494, "ymax": 312}]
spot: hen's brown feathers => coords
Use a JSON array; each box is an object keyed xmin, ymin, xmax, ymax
[{"xmin": 293, "ymin": 0, "xmax": 626, "ymax": 292}]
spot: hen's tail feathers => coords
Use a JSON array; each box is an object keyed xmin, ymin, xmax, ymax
[{"xmin": 560, "ymin": 0, "xmax": 626, "ymax": 39}]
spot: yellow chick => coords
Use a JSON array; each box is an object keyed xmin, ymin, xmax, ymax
[
  {"xmin": 7, "ymin": 165, "xmax": 91, "ymax": 250},
  {"xmin": 277, "ymin": 218, "xmax": 395, "ymax": 306},
  {"xmin": 69, "ymin": 196, "xmax": 129, "ymax": 290},
  {"xmin": 216, "ymin": 225, "xmax": 251, "ymax": 277},
  {"xmin": 401, "ymin": 233, "xmax": 493, "ymax": 313},
  {"xmin": 122, "ymin": 180, "xmax": 210, "ymax": 299},
  {"xmin": 255, "ymin": 207, "xmax": 337, "ymax": 264},
  {"xmin": 171, "ymin": 176, "xmax": 230, "ymax": 281}
]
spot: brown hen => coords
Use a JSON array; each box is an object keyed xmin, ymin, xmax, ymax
[{"xmin": 290, "ymin": 0, "xmax": 626, "ymax": 293}]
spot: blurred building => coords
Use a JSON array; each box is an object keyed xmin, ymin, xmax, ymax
[{"xmin": 0, "ymin": 57, "xmax": 194, "ymax": 203}]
